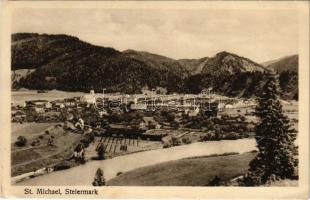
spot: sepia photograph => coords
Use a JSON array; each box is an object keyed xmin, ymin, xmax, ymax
[{"xmin": 0, "ymin": 1, "xmax": 309, "ymax": 198}]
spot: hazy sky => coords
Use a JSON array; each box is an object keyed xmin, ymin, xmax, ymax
[{"xmin": 12, "ymin": 8, "xmax": 298, "ymax": 62}]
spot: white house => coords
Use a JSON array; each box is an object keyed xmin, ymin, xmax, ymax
[
  {"xmin": 188, "ymin": 107, "xmax": 200, "ymax": 117},
  {"xmin": 45, "ymin": 101, "xmax": 52, "ymax": 109},
  {"xmin": 81, "ymin": 95, "xmax": 96, "ymax": 104},
  {"xmin": 224, "ymin": 104, "xmax": 234, "ymax": 109}
]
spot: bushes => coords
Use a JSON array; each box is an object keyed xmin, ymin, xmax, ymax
[
  {"xmin": 199, "ymin": 131, "xmax": 248, "ymax": 141},
  {"xmin": 181, "ymin": 137, "xmax": 192, "ymax": 144},
  {"xmin": 171, "ymin": 136, "xmax": 181, "ymax": 146},
  {"xmin": 162, "ymin": 136, "xmax": 181, "ymax": 148},
  {"xmin": 15, "ymin": 136, "xmax": 27, "ymax": 147},
  {"xmin": 225, "ymin": 132, "xmax": 241, "ymax": 140},
  {"xmin": 31, "ymin": 138, "xmax": 41, "ymax": 146},
  {"xmin": 80, "ymin": 132, "xmax": 95, "ymax": 147},
  {"xmin": 199, "ymin": 131, "xmax": 220, "ymax": 141},
  {"xmin": 185, "ymin": 114, "xmax": 253, "ymax": 136},
  {"xmin": 163, "ymin": 142, "xmax": 171, "ymax": 148},
  {"xmin": 116, "ymin": 172, "xmax": 123, "ymax": 176},
  {"xmin": 208, "ymin": 176, "xmax": 222, "ymax": 186},
  {"xmin": 53, "ymin": 161, "xmax": 73, "ymax": 171}
]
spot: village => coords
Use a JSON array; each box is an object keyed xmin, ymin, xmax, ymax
[{"xmin": 11, "ymin": 88, "xmax": 266, "ymax": 182}]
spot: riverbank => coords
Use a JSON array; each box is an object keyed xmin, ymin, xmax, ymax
[{"xmin": 15, "ymin": 138, "xmax": 256, "ymax": 186}]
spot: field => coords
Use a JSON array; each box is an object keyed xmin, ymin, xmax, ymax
[
  {"xmin": 107, "ymin": 152, "xmax": 256, "ymax": 186},
  {"xmin": 12, "ymin": 122, "xmax": 58, "ymax": 142},
  {"xmin": 12, "ymin": 90, "xmax": 88, "ymax": 106},
  {"xmin": 11, "ymin": 122, "xmax": 82, "ymax": 176},
  {"xmin": 85, "ymin": 136, "xmax": 163, "ymax": 160}
]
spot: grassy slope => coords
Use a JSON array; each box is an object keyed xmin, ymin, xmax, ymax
[
  {"xmin": 107, "ymin": 152, "xmax": 256, "ymax": 186},
  {"xmin": 11, "ymin": 122, "xmax": 58, "ymax": 142},
  {"xmin": 11, "ymin": 124, "xmax": 82, "ymax": 176}
]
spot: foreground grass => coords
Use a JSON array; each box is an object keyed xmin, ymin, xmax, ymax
[{"xmin": 107, "ymin": 152, "xmax": 256, "ymax": 186}]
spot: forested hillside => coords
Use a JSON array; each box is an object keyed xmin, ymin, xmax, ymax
[
  {"xmin": 12, "ymin": 33, "xmax": 185, "ymax": 93},
  {"xmin": 12, "ymin": 33, "xmax": 298, "ymax": 100}
]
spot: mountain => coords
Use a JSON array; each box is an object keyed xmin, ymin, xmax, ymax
[
  {"xmin": 200, "ymin": 51, "xmax": 267, "ymax": 75},
  {"xmin": 261, "ymin": 55, "xmax": 298, "ymax": 100},
  {"xmin": 178, "ymin": 57, "xmax": 209, "ymax": 75},
  {"xmin": 178, "ymin": 51, "xmax": 267, "ymax": 76},
  {"xmin": 261, "ymin": 55, "xmax": 298, "ymax": 73},
  {"xmin": 11, "ymin": 33, "xmax": 298, "ymax": 99},
  {"xmin": 12, "ymin": 33, "xmax": 185, "ymax": 93},
  {"xmin": 180, "ymin": 52, "xmax": 297, "ymax": 99},
  {"xmin": 123, "ymin": 49, "xmax": 189, "ymax": 78}
]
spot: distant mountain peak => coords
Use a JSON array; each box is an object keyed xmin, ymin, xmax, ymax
[
  {"xmin": 200, "ymin": 51, "xmax": 267, "ymax": 75},
  {"xmin": 261, "ymin": 54, "xmax": 298, "ymax": 73},
  {"xmin": 215, "ymin": 51, "xmax": 231, "ymax": 57}
]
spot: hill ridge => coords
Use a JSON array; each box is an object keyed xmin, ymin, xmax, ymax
[{"xmin": 11, "ymin": 33, "xmax": 298, "ymax": 99}]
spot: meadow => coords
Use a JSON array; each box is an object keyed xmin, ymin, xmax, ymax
[
  {"xmin": 12, "ymin": 90, "xmax": 87, "ymax": 106},
  {"xmin": 107, "ymin": 152, "xmax": 256, "ymax": 186}
]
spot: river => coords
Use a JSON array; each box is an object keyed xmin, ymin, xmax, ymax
[{"xmin": 16, "ymin": 138, "xmax": 256, "ymax": 186}]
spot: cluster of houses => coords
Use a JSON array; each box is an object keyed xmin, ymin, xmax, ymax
[
  {"xmin": 11, "ymin": 90, "xmax": 254, "ymax": 148},
  {"xmin": 11, "ymin": 97, "xmax": 82, "ymax": 122},
  {"xmin": 12, "ymin": 92, "xmax": 222, "ymax": 121},
  {"xmin": 11, "ymin": 89, "xmax": 249, "ymax": 126}
]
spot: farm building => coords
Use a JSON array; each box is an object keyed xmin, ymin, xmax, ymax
[
  {"xmin": 187, "ymin": 107, "xmax": 200, "ymax": 117},
  {"xmin": 64, "ymin": 98, "xmax": 78, "ymax": 107},
  {"xmin": 25, "ymin": 100, "xmax": 51, "ymax": 109},
  {"xmin": 11, "ymin": 110, "xmax": 27, "ymax": 122},
  {"xmin": 125, "ymin": 116, "xmax": 161, "ymax": 130},
  {"xmin": 143, "ymin": 129, "xmax": 168, "ymax": 141},
  {"xmin": 140, "ymin": 117, "xmax": 162, "ymax": 130},
  {"xmin": 202, "ymin": 102, "xmax": 219, "ymax": 117},
  {"xmin": 81, "ymin": 91, "xmax": 96, "ymax": 104},
  {"xmin": 52, "ymin": 100, "xmax": 65, "ymax": 109},
  {"xmin": 106, "ymin": 124, "xmax": 145, "ymax": 138},
  {"xmin": 130, "ymin": 103, "xmax": 147, "ymax": 111},
  {"xmin": 224, "ymin": 104, "xmax": 234, "ymax": 109}
]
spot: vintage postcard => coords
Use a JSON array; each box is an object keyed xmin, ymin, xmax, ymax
[{"xmin": 0, "ymin": 1, "xmax": 309, "ymax": 199}]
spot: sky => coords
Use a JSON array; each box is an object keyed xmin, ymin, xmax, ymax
[{"xmin": 12, "ymin": 8, "xmax": 299, "ymax": 63}]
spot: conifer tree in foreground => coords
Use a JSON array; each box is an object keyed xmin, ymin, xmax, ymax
[
  {"xmin": 242, "ymin": 73, "xmax": 298, "ymax": 186},
  {"xmin": 92, "ymin": 168, "xmax": 106, "ymax": 186}
]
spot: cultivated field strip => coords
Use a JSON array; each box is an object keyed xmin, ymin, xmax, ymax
[{"xmin": 97, "ymin": 136, "xmax": 157, "ymax": 155}]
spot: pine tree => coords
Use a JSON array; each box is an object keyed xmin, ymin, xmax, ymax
[
  {"xmin": 243, "ymin": 73, "xmax": 298, "ymax": 186},
  {"xmin": 92, "ymin": 168, "xmax": 106, "ymax": 186}
]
